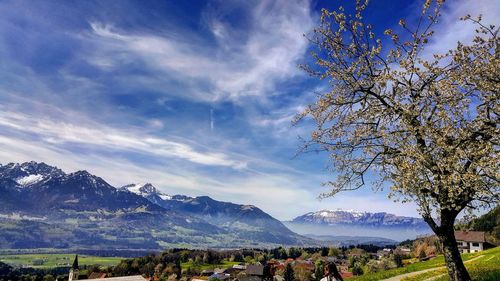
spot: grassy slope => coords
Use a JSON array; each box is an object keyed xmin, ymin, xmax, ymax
[
  {"xmin": 349, "ymin": 247, "xmax": 499, "ymax": 281},
  {"xmin": 0, "ymin": 253, "xmax": 123, "ymax": 269},
  {"xmin": 401, "ymin": 246, "xmax": 500, "ymax": 281}
]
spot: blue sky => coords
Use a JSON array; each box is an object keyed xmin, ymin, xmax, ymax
[{"xmin": 0, "ymin": 0, "xmax": 498, "ymax": 220}]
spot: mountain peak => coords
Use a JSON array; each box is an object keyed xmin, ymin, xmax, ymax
[
  {"xmin": 0, "ymin": 161, "xmax": 65, "ymax": 187},
  {"xmin": 72, "ymin": 170, "xmax": 93, "ymax": 177},
  {"xmin": 292, "ymin": 209, "xmax": 427, "ymax": 228},
  {"xmin": 121, "ymin": 183, "xmax": 172, "ymax": 200},
  {"xmin": 313, "ymin": 209, "xmax": 368, "ymax": 218}
]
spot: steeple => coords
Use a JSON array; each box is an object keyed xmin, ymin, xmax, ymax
[
  {"xmin": 68, "ymin": 255, "xmax": 79, "ymax": 281},
  {"xmin": 72, "ymin": 255, "xmax": 79, "ymax": 269}
]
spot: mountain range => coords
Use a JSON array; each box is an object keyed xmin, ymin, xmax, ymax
[
  {"xmin": 0, "ymin": 161, "xmax": 307, "ymax": 250},
  {"xmin": 118, "ymin": 183, "xmax": 303, "ymax": 244},
  {"xmin": 291, "ymin": 209, "xmax": 428, "ymax": 227},
  {"xmin": 284, "ymin": 209, "xmax": 431, "ymax": 241},
  {"xmin": 0, "ymin": 161, "xmax": 431, "ymax": 249}
]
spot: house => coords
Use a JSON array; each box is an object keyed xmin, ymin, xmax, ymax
[
  {"xmin": 455, "ymin": 231, "xmax": 491, "ymax": 253},
  {"xmin": 208, "ymin": 273, "xmax": 230, "ymax": 281},
  {"xmin": 376, "ymin": 248, "xmax": 393, "ymax": 259},
  {"xmin": 89, "ymin": 273, "xmax": 108, "ymax": 279},
  {"xmin": 236, "ymin": 277, "xmax": 261, "ymax": 281},
  {"xmin": 394, "ymin": 247, "xmax": 411, "ymax": 256},
  {"xmin": 241, "ymin": 264, "xmax": 274, "ymax": 281},
  {"xmin": 89, "ymin": 276, "xmax": 148, "ymax": 281},
  {"xmin": 245, "ymin": 265, "xmax": 264, "ymax": 276},
  {"xmin": 232, "ymin": 265, "xmax": 247, "ymax": 270}
]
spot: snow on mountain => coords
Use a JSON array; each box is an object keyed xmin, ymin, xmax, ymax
[
  {"xmin": 121, "ymin": 183, "xmax": 171, "ymax": 199},
  {"xmin": 16, "ymin": 174, "xmax": 44, "ymax": 187},
  {"xmin": 292, "ymin": 209, "xmax": 427, "ymax": 228},
  {"xmin": 2, "ymin": 161, "xmax": 65, "ymax": 178},
  {"xmin": 159, "ymin": 194, "xmax": 172, "ymax": 200},
  {"xmin": 120, "ymin": 183, "xmax": 193, "ymax": 202},
  {"xmin": 0, "ymin": 161, "xmax": 65, "ymax": 189}
]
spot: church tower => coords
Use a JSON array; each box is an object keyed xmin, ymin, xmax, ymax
[{"xmin": 68, "ymin": 255, "xmax": 79, "ymax": 281}]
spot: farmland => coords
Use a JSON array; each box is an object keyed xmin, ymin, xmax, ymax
[{"xmin": 0, "ymin": 253, "xmax": 123, "ymax": 269}]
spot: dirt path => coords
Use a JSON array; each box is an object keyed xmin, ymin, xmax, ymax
[{"xmin": 380, "ymin": 255, "xmax": 484, "ymax": 281}]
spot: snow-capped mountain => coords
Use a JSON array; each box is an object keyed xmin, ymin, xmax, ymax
[
  {"xmin": 0, "ymin": 161, "xmax": 311, "ymax": 249},
  {"xmin": 120, "ymin": 183, "xmax": 173, "ymax": 205},
  {"xmin": 120, "ymin": 183, "xmax": 195, "ymax": 203},
  {"xmin": 0, "ymin": 161, "xmax": 65, "ymax": 188},
  {"xmin": 284, "ymin": 209, "xmax": 431, "ymax": 241},
  {"xmin": 291, "ymin": 209, "xmax": 427, "ymax": 227},
  {"xmin": 120, "ymin": 183, "xmax": 304, "ymax": 244}
]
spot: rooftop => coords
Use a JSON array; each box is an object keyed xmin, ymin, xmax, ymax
[
  {"xmin": 455, "ymin": 231, "xmax": 486, "ymax": 243},
  {"xmin": 88, "ymin": 275, "xmax": 147, "ymax": 281}
]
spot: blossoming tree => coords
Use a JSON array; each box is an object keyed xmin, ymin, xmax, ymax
[{"xmin": 297, "ymin": 0, "xmax": 499, "ymax": 280}]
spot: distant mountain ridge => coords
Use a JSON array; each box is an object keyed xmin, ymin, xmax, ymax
[
  {"xmin": 291, "ymin": 209, "xmax": 428, "ymax": 228},
  {"xmin": 0, "ymin": 161, "xmax": 310, "ymax": 249},
  {"xmin": 120, "ymin": 183, "xmax": 301, "ymax": 244},
  {"xmin": 284, "ymin": 209, "xmax": 431, "ymax": 241}
]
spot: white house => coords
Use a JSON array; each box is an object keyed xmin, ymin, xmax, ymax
[{"xmin": 455, "ymin": 231, "xmax": 488, "ymax": 253}]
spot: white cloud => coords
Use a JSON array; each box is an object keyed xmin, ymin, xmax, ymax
[
  {"xmin": 423, "ymin": 0, "xmax": 499, "ymax": 57},
  {"xmin": 0, "ymin": 110, "xmax": 246, "ymax": 169},
  {"xmin": 86, "ymin": 0, "xmax": 314, "ymax": 102}
]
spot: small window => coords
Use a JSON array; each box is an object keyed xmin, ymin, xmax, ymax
[{"xmin": 472, "ymin": 243, "xmax": 479, "ymax": 247}]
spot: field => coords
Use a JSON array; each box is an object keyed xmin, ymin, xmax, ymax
[
  {"xmin": 349, "ymin": 246, "xmax": 500, "ymax": 281},
  {"xmin": 180, "ymin": 260, "xmax": 241, "ymax": 271},
  {"xmin": 0, "ymin": 253, "xmax": 123, "ymax": 269}
]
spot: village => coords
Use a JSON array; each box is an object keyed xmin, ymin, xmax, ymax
[{"xmin": 58, "ymin": 230, "xmax": 494, "ymax": 281}]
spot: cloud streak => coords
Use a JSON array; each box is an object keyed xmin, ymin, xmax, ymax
[
  {"xmin": 0, "ymin": 110, "xmax": 246, "ymax": 169},
  {"xmin": 86, "ymin": 0, "xmax": 314, "ymax": 102}
]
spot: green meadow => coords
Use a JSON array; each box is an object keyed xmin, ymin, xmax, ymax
[
  {"xmin": 349, "ymin": 246, "xmax": 500, "ymax": 281},
  {"xmin": 0, "ymin": 253, "xmax": 123, "ymax": 269}
]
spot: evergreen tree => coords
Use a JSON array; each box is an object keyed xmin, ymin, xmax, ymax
[
  {"xmin": 320, "ymin": 248, "xmax": 328, "ymax": 257},
  {"xmin": 393, "ymin": 254, "xmax": 403, "ymax": 268},
  {"xmin": 313, "ymin": 260, "xmax": 324, "ymax": 281},
  {"xmin": 351, "ymin": 264, "xmax": 363, "ymax": 276},
  {"xmin": 283, "ymin": 263, "xmax": 295, "ymax": 281}
]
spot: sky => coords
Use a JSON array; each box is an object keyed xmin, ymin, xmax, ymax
[{"xmin": 0, "ymin": 0, "xmax": 498, "ymax": 220}]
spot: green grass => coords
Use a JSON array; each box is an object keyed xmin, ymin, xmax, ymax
[
  {"xmin": 402, "ymin": 246, "xmax": 500, "ymax": 281},
  {"xmin": 180, "ymin": 260, "xmax": 241, "ymax": 271},
  {"xmin": 0, "ymin": 253, "xmax": 123, "ymax": 269},
  {"xmin": 349, "ymin": 247, "xmax": 499, "ymax": 281}
]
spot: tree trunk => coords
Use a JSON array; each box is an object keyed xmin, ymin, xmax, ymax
[{"xmin": 438, "ymin": 228, "xmax": 471, "ymax": 281}]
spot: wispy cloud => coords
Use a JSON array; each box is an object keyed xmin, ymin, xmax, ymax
[
  {"xmin": 0, "ymin": 109, "xmax": 246, "ymax": 169},
  {"xmin": 86, "ymin": 0, "xmax": 314, "ymax": 102},
  {"xmin": 421, "ymin": 0, "xmax": 499, "ymax": 58}
]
